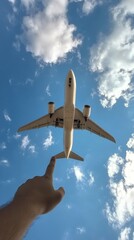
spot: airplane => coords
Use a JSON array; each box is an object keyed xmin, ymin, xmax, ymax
[{"xmin": 18, "ymin": 69, "xmax": 116, "ymax": 161}]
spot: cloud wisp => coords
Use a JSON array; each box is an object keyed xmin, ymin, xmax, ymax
[
  {"xmin": 67, "ymin": 165, "xmax": 94, "ymax": 188},
  {"xmin": 76, "ymin": 226, "xmax": 86, "ymax": 235},
  {"xmin": 0, "ymin": 142, "xmax": 7, "ymax": 150},
  {"xmin": 28, "ymin": 145, "xmax": 36, "ymax": 153},
  {"xmin": 14, "ymin": 133, "xmax": 21, "ymax": 139},
  {"xmin": 82, "ymin": 0, "xmax": 103, "ymax": 15},
  {"xmin": 43, "ymin": 130, "xmax": 54, "ymax": 150},
  {"xmin": 70, "ymin": 0, "xmax": 103, "ymax": 15},
  {"xmin": 8, "ymin": 0, "xmax": 15, "ymax": 3},
  {"xmin": 90, "ymin": 0, "xmax": 134, "ymax": 108},
  {"xmin": 0, "ymin": 159, "xmax": 10, "ymax": 167},
  {"xmin": 73, "ymin": 165, "xmax": 85, "ymax": 182},
  {"xmin": 45, "ymin": 85, "xmax": 51, "ymax": 97},
  {"xmin": 0, "ymin": 178, "xmax": 15, "ymax": 185},
  {"xmin": 21, "ymin": 135, "xmax": 30, "ymax": 149},
  {"xmin": 118, "ymin": 227, "xmax": 131, "ymax": 240},
  {"xmin": 21, "ymin": 0, "xmax": 35, "ymax": 10},
  {"xmin": 3, "ymin": 110, "xmax": 12, "ymax": 122},
  {"xmin": 126, "ymin": 133, "xmax": 134, "ymax": 149},
  {"xmin": 20, "ymin": 135, "xmax": 36, "ymax": 153}
]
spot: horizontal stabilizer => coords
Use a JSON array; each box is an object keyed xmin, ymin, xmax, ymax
[
  {"xmin": 69, "ymin": 151, "xmax": 84, "ymax": 161},
  {"xmin": 54, "ymin": 152, "xmax": 65, "ymax": 159},
  {"xmin": 54, "ymin": 151, "xmax": 84, "ymax": 161}
]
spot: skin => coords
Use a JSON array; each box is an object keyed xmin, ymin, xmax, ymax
[{"xmin": 0, "ymin": 157, "xmax": 65, "ymax": 240}]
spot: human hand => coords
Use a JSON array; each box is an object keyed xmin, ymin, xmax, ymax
[{"xmin": 14, "ymin": 157, "xmax": 65, "ymax": 216}]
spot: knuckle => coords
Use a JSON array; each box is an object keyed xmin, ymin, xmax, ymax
[
  {"xmin": 26, "ymin": 179, "xmax": 32, "ymax": 183},
  {"xmin": 44, "ymin": 174, "xmax": 50, "ymax": 179},
  {"xmin": 33, "ymin": 176, "xmax": 40, "ymax": 180}
]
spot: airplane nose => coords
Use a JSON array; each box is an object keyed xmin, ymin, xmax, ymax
[
  {"xmin": 68, "ymin": 69, "xmax": 74, "ymax": 79},
  {"xmin": 69, "ymin": 69, "xmax": 73, "ymax": 75}
]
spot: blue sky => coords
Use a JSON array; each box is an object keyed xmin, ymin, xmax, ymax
[{"xmin": 0, "ymin": 0, "xmax": 134, "ymax": 239}]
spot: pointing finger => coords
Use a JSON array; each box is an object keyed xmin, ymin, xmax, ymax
[{"xmin": 44, "ymin": 157, "xmax": 56, "ymax": 179}]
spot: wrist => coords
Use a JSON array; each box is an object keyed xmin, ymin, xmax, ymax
[
  {"xmin": 13, "ymin": 194, "xmax": 46, "ymax": 217},
  {"xmin": 0, "ymin": 199, "xmax": 37, "ymax": 240},
  {"xmin": 12, "ymin": 197, "xmax": 38, "ymax": 219}
]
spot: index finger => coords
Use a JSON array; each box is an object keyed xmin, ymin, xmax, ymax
[{"xmin": 44, "ymin": 157, "xmax": 56, "ymax": 179}]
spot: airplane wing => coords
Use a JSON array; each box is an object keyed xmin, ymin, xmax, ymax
[
  {"xmin": 18, "ymin": 107, "xmax": 64, "ymax": 132},
  {"xmin": 74, "ymin": 108, "xmax": 116, "ymax": 143}
]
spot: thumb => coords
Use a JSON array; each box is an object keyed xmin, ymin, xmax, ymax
[{"xmin": 54, "ymin": 187, "xmax": 65, "ymax": 205}]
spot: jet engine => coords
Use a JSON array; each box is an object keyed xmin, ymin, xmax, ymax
[
  {"xmin": 83, "ymin": 105, "xmax": 91, "ymax": 120},
  {"xmin": 48, "ymin": 102, "xmax": 55, "ymax": 115}
]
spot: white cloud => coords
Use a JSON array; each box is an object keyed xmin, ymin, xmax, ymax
[
  {"xmin": 122, "ymin": 150, "xmax": 134, "ymax": 187},
  {"xmin": 112, "ymin": 0, "xmax": 134, "ymax": 20},
  {"xmin": 29, "ymin": 145, "xmax": 36, "ymax": 153},
  {"xmin": 70, "ymin": 0, "xmax": 82, "ymax": 2},
  {"xmin": 88, "ymin": 171, "xmax": 94, "ymax": 186},
  {"xmin": 107, "ymin": 153, "xmax": 124, "ymax": 178},
  {"xmin": 126, "ymin": 133, "xmax": 134, "ymax": 149},
  {"xmin": 118, "ymin": 146, "xmax": 122, "ymax": 152},
  {"xmin": 46, "ymin": 85, "xmax": 51, "ymax": 96},
  {"xmin": 67, "ymin": 165, "xmax": 94, "ymax": 188},
  {"xmin": 25, "ymin": 78, "xmax": 34, "ymax": 85},
  {"xmin": 105, "ymin": 180, "xmax": 134, "ymax": 227},
  {"xmin": 7, "ymin": 13, "xmax": 16, "ymax": 25},
  {"xmin": 43, "ymin": 130, "xmax": 54, "ymax": 149},
  {"xmin": 20, "ymin": 136, "xmax": 36, "ymax": 153},
  {"xmin": 70, "ymin": 0, "xmax": 103, "ymax": 14},
  {"xmin": 90, "ymin": 0, "xmax": 134, "ymax": 108},
  {"xmin": 82, "ymin": 0, "xmax": 103, "ymax": 15},
  {"xmin": 8, "ymin": 0, "xmax": 17, "ymax": 13},
  {"xmin": 34, "ymin": 70, "xmax": 39, "ymax": 77},
  {"xmin": 8, "ymin": 0, "xmax": 16, "ymax": 4},
  {"xmin": 14, "ymin": 133, "xmax": 21, "ymax": 139},
  {"xmin": 77, "ymin": 50, "xmax": 82, "ymax": 63},
  {"xmin": 66, "ymin": 204, "xmax": 72, "ymax": 209},
  {"xmin": 0, "ymin": 142, "xmax": 7, "ymax": 150},
  {"xmin": 13, "ymin": 40, "xmax": 21, "ymax": 51},
  {"xmin": 118, "ymin": 227, "xmax": 131, "ymax": 240},
  {"xmin": 9, "ymin": 79, "xmax": 12, "ymax": 85},
  {"xmin": 0, "ymin": 178, "xmax": 14, "ymax": 184},
  {"xmin": 3, "ymin": 110, "xmax": 12, "ymax": 122},
  {"xmin": 62, "ymin": 231, "xmax": 70, "ymax": 240},
  {"xmin": 0, "ymin": 159, "xmax": 10, "ymax": 167},
  {"xmin": 54, "ymin": 177, "xmax": 62, "ymax": 182},
  {"xmin": 76, "ymin": 226, "xmax": 86, "ymax": 234},
  {"xmin": 91, "ymin": 88, "xmax": 97, "ymax": 98},
  {"xmin": 105, "ymin": 134, "xmax": 134, "ymax": 229},
  {"xmin": 20, "ymin": 0, "xmax": 82, "ymax": 64},
  {"xmin": 21, "ymin": 0, "xmax": 35, "ymax": 10},
  {"xmin": 72, "ymin": 165, "xmax": 85, "ymax": 182},
  {"xmin": 21, "ymin": 135, "xmax": 30, "ymax": 149}
]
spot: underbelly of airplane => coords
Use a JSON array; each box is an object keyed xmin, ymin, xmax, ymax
[
  {"xmin": 64, "ymin": 104, "xmax": 75, "ymax": 130},
  {"xmin": 64, "ymin": 129, "xmax": 73, "ymax": 157}
]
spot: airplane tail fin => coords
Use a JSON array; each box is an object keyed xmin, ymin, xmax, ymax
[{"xmin": 54, "ymin": 151, "xmax": 84, "ymax": 161}]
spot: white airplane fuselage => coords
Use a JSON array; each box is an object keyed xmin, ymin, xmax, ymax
[{"xmin": 64, "ymin": 70, "xmax": 76, "ymax": 158}]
